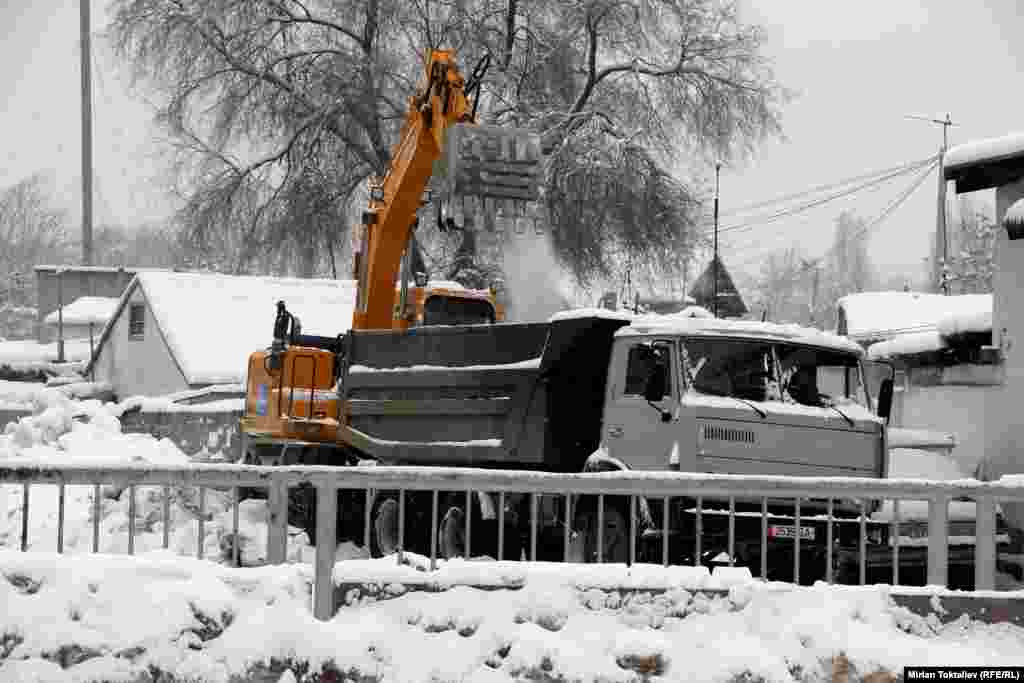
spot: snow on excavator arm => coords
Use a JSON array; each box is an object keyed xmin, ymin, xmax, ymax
[{"xmin": 351, "ymin": 49, "xmax": 541, "ymax": 331}]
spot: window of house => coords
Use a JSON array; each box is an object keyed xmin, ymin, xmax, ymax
[
  {"xmin": 623, "ymin": 342, "xmax": 672, "ymax": 397},
  {"xmin": 128, "ymin": 304, "xmax": 145, "ymax": 338}
]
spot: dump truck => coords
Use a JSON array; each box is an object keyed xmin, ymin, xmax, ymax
[{"xmin": 240, "ymin": 303, "xmax": 983, "ymax": 585}]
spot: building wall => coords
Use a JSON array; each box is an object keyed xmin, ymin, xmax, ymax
[
  {"xmin": 894, "ymin": 371, "xmax": 999, "ymax": 478},
  {"xmin": 35, "ymin": 268, "xmax": 136, "ymax": 343},
  {"xmin": 93, "ymin": 286, "xmax": 189, "ymax": 399}
]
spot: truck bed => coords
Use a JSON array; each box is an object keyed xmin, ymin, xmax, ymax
[{"xmin": 339, "ymin": 314, "xmax": 632, "ymax": 470}]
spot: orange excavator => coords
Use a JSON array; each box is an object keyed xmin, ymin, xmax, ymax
[{"xmin": 238, "ymin": 50, "xmax": 542, "ymax": 538}]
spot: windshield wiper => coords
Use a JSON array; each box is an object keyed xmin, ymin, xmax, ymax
[
  {"xmin": 826, "ymin": 402, "xmax": 856, "ymax": 427},
  {"xmin": 699, "ymin": 389, "xmax": 766, "ymax": 419}
]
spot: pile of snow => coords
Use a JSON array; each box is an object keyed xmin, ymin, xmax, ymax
[
  {"xmin": 0, "ymin": 380, "xmax": 113, "ymax": 411},
  {"xmin": 0, "ymin": 391, "xmax": 315, "ymax": 566},
  {"xmin": 944, "ymin": 130, "xmax": 1024, "ymax": 171},
  {"xmin": 117, "ymin": 384, "xmax": 246, "ymax": 414},
  {"xmin": 42, "ymin": 296, "xmax": 118, "ymax": 327},
  {"xmin": 2, "ymin": 552, "xmax": 1024, "ymax": 682},
  {"xmin": 0, "ymin": 338, "xmax": 91, "ymax": 372}
]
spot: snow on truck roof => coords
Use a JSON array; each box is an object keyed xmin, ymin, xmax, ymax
[
  {"xmin": 625, "ymin": 316, "xmax": 864, "ymax": 355},
  {"xmin": 549, "ymin": 308, "xmax": 862, "ymax": 355}
]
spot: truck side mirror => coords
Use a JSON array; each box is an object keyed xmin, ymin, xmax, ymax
[
  {"xmin": 877, "ymin": 377, "xmax": 894, "ymax": 422},
  {"xmin": 644, "ymin": 369, "xmax": 667, "ymax": 403}
]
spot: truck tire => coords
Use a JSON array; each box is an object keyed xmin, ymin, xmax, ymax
[
  {"xmin": 370, "ymin": 493, "xmax": 402, "ymax": 557},
  {"xmin": 438, "ymin": 498, "xmax": 521, "ymax": 560},
  {"xmin": 572, "ymin": 497, "xmax": 631, "ymax": 564},
  {"xmin": 369, "ymin": 492, "xmax": 430, "ymax": 558}
]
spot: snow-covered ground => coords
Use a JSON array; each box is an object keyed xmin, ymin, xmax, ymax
[
  {"xmin": 0, "ymin": 338, "xmax": 90, "ymax": 376},
  {"xmin": 2, "ymin": 551, "xmax": 1024, "ymax": 682},
  {"xmin": 2, "ymin": 390, "xmax": 1024, "ymax": 681}
]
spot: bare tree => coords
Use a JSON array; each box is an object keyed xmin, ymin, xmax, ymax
[
  {"xmin": 0, "ymin": 174, "xmax": 69, "ymax": 309},
  {"xmin": 945, "ymin": 197, "xmax": 996, "ymax": 295},
  {"xmin": 108, "ymin": 0, "xmax": 786, "ymax": 283}
]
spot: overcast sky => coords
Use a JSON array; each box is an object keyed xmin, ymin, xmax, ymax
[{"xmin": 2, "ymin": 1, "xmax": 1022, "ymax": 286}]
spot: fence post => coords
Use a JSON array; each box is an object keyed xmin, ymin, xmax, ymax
[
  {"xmin": 974, "ymin": 496, "xmax": 997, "ymax": 591},
  {"xmin": 927, "ymin": 495, "xmax": 950, "ymax": 587},
  {"xmin": 266, "ymin": 477, "xmax": 289, "ymax": 565},
  {"xmin": 313, "ymin": 481, "xmax": 338, "ymax": 621}
]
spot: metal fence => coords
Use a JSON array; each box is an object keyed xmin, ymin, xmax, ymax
[{"xmin": 2, "ymin": 462, "xmax": 1023, "ymax": 621}]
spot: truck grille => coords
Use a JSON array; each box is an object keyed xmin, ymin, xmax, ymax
[{"xmin": 702, "ymin": 424, "xmax": 756, "ymax": 444}]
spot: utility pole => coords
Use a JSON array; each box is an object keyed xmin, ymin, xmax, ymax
[
  {"xmin": 713, "ymin": 162, "xmax": 721, "ymax": 318},
  {"xmin": 80, "ymin": 0, "xmax": 94, "ymax": 266},
  {"xmin": 907, "ymin": 113, "xmax": 957, "ymax": 294}
]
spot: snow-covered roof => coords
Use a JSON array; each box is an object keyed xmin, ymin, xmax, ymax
[
  {"xmin": 621, "ymin": 315, "xmax": 864, "ymax": 355},
  {"xmin": 86, "ymin": 274, "xmax": 489, "ymax": 386},
  {"xmin": 43, "ymin": 296, "xmax": 119, "ymax": 326},
  {"xmin": 867, "ymin": 297, "xmax": 993, "ymax": 361},
  {"xmin": 944, "ymin": 131, "xmax": 1024, "ymax": 171},
  {"xmin": 837, "ymin": 291, "xmax": 991, "ymax": 343}
]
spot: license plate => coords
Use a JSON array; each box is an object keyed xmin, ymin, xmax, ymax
[{"xmin": 768, "ymin": 525, "xmax": 815, "ymax": 540}]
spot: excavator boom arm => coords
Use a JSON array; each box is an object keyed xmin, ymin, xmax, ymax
[{"xmin": 352, "ymin": 50, "xmax": 472, "ymax": 331}]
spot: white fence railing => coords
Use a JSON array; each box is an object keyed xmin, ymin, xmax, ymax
[{"xmin": 2, "ymin": 462, "xmax": 1023, "ymax": 621}]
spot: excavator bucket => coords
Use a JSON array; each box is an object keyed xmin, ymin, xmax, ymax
[{"xmin": 440, "ymin": 123, "xmax": 543, "ymax": 202}]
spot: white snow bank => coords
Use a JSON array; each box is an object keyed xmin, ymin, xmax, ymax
[
  {"xmin": 0, "ymin": 338, "xmax": 92, "ymax": 367},
  {"xmin": 838, "ymin": 291, "xmax": 991, "ymax": 343},
  {"xmin": 945, "ymin": 130, "xmax": 1024, "ymax": 170},
  {"xmin": 42, "ymin": 296, "xmax": 119, "ymax": 326},
  {"xmin": 2, "ymin": 551, "xmax": 1024, "ymax": 682},
  {"xmin": 0, "ymin": 393, "xmax": 312, "ymax": 564}
]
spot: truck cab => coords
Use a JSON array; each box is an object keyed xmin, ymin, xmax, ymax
[{"xmin": 601, "ymin": 317, "xmax": 887, "ymax": 482}]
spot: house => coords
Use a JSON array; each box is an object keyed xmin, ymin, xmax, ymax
[
  {"xmin": 688, "ymin": 256, "xmax": 748, "ymax": 318},
  {"xmin": 43, "ymin": 296, "xmax": 119, "ymax": 342},
  {"xmin": 86, "ymin": 272, "xmax": 361, "ymax": 400}
]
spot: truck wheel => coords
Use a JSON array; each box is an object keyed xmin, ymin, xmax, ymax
[
  {"xmin": 370, "ymin": 493, "xmax": 402, "ymax": 558},
  {"xmin": 439, "ymin": 505, "xmax": 467, "ymax": 559},
  {"xmin": 572, "ymin": 497, "xmax": 630, "ymax": 564}
]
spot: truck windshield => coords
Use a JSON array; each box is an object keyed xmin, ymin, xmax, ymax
[{"xmin": 680, "ymin": 337, "xmax": 869, "ymax": 410}]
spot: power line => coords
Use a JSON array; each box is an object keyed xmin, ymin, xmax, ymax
[
  {"xmin": 725, "ymin": 159, "xmax": 939, "ymax": 272},
  {"xmin": 705, "ymin": 155, "xmax": 938, "ymax": 240},
  {"xmin": 712, "ymin": 155, "xmax": 939, "ymax": 219}
]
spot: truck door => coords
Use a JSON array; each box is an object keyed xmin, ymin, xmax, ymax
[{"xmin": 603, "ymin": 339, "xmax": 687, "ymax": 471}]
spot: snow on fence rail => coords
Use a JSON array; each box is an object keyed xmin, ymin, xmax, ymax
[{"xmin": 1, "ymin": 462, "xmax": 1023, "ymax": 621}]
